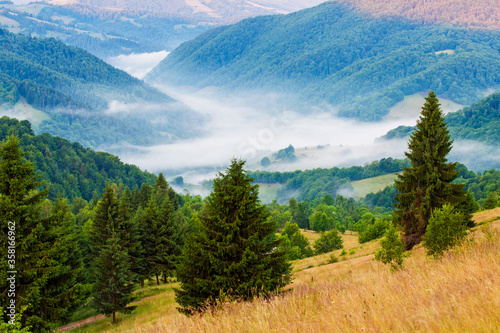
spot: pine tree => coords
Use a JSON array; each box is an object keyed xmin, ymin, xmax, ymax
[
  {"xmin": 393, "ymin": 91, "xmax": 470, "ymax": 250},
  {"xmin": 92, "ymin": 231, "xmax": 136, "ymax": 323},
  {"xmin": 90, "ymin": 186, "xmax": 136, "ymax": 323},
  {"xmin": 0, "ymin": 136, "xmax": 84, "ymax": 331},
  {"xmin": 175, "ymin": 159, "xmax": 292, "ymax": 315},
  {"xmin": 375, "ymin": 221, "xmax": 405, "ymax": 271},
  {"xmin": 138, "ymin": 196, "xmax": 180, "ymax": 285}
]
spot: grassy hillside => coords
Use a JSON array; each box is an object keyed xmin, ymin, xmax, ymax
[
  {"xmin": 62, "ymin": 209, "xmax": 500, "ymax": 332},
  {"xmin": 351, "ymin": 172, "xmax": 398, "ymax": 199},
  {"xmin": 0, "ymin": 29, "xmax": 204, "ymax": 147},
  {"xmin": 149, "ymin": 1, "xmax": 500, "ymax": 120}
]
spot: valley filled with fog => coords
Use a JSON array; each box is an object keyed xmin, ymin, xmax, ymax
[{"xmin": 102, "ymin": 51, "xmax": 500, "ymax": 188}]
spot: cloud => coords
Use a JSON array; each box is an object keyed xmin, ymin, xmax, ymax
[{"xmin": 106, "ymin": 51, "xmax": 170, "ymax": 79}]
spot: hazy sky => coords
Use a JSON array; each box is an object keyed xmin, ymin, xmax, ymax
[{"xmin": 106, "ymin": 51, "xmax": 170, "ymax": 79}]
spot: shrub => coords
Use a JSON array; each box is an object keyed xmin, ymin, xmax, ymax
[
  {"xmin": 314, "ymin": 229, "xmax": 343, "ymax": 254},
  {"xmin": 422, "ymin": 204, "xmax": 468, "ymax": 258},
  {"xmin": 375, "ymin": 222, "xmax": 405, "ymax": 271}
]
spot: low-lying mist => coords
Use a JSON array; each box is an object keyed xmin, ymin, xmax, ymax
[
  {"xmin": 114, "ymin": 85, "xmax": 417, "ymax": 184},
  {"xmin": 104, "ymin": 59, "xmax": 500, "ymax": 191}
]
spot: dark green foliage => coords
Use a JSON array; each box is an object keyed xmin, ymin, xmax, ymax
[
  {"xmin": 137, "ymin": 195, "xmax": 182, "ymax": 285},
  {"xmin": 0, "ymin": 136, "xmax": 84, "ymax": 331},
  {"xmin": 422, "ymin": 204, "xmax": 468, "ymax": 258},
  {"xmin": 394, "ymin": 92, "xmax": 470, "ymax": 250},
  {"xmin": 313, "ymin": 229, "xmax": 343, "ymax": 254},
  {"xmin": 90, "ymin": 186, "xmax": 136, "ymax": 322},
  {"xmin": 295, "ymin": 200, "xmax": 311, "ymax": 229},
  {"xmin": 482, "ymin": 192, "xmax": 499, "ymax": 210},
  {"xmin": 0, "ymin": 117, "xmax": 156, "ymax": 201},
  {"xmin": 150, "ymin": 1, "xmax": 500, "ymax": 120},
  {"xmin": 375, "ymin": 222, "xmax": 405, "ymax": 271},
  {"xmin": 175, "ymin": 159, "xmax": 291, "ymax": 315},
  {"xmin": 92, "ymin": 232, "xmax": 136, "ymax": 323}
]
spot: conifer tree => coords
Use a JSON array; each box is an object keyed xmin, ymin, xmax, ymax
[
  {"xmin": 0, "ymin": 136, "xmax": 84, "ymax": 331},
  {"xmin": 90, "ymin": 186, "xmax": 136, "ymax": 323},
  {"xmin": 175, "ymin": 159, "xmax": 291, "ymax": 315},
  {"xmin": 139, "ymin": 196, "xmax": 180, "ymax": 285},
  {"xmin": 92, "ymin": 230, "xmax": 136, "ymax": 323},
  {"xmin": 393, "ymin": 91, "xmax": 470, "ymax": 250}
]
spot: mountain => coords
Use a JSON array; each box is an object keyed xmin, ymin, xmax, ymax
[
  {"xmin": 0, "ymin": 0, "xmax": 326, "ymax": 58},
  {"xmin": 0, "ymin": 28, "xmax": 205, "ymax": 148},
  {"xmin": 148, "ymin": 1, "xmax": 500, "ymax": 121}
]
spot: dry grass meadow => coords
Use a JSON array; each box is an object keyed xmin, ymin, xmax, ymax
[{"xmin": 66, "ymin": 209, "xmax": 500, "ymax": 333}]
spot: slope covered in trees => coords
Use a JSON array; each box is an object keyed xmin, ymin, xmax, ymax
[
  {"xmin": 381, "ymin": 92, "xmax": 500, "ymax": 145},
  {"xmin": 148, "ymin": 1, "xmax": 500, "ymax": 120},
  {"xmin": 0, "ymin": 28, "xmax": 204, "ymax": 147},
  {"xmin": 0, "ymin": 116, "xmax": 156, "ymax": 201}
]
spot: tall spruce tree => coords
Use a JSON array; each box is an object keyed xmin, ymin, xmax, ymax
[
  {"xmin": 393, "ymin": 91, "xmax": 469, "ymax": 250},
  {"xmin": 90, "ymin": 186, "xmax": 136, "ymax": 323},
  {"xmin": 175, "ymin": 159, "xmax": 291, "ymax": 315},
  {"xmin": 0, "ymin": 136, "xmax": 84, "ymax": 331}
]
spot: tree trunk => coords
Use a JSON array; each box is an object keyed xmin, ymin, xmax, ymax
[
  {"xmin": 113, "ymin": 311, "xmax": 116, "ymax": 324},
  {"xmin": 156, "ymin": 274, "xmax": 159, "ymax": 285}
]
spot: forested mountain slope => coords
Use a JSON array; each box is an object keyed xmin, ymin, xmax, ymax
[
  {"xmin": 0, "ymin": 29, "xmax": 204, "ymax": 147},
  {"xmin": 381, "ymin": 92, "xmax": 500, "ymax": 145},
  {"xmin": 0, "ymin": 116, "xmax": 156, "ymax": 201},
  {"xmin": 148, "ymin": 1, "xmax": 500, "ymax": 120}
]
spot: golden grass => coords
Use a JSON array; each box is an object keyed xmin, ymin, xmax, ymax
[
  {"xmin": 137, "ymin": 220, "xmax": 500, "ymax": 333},
  {"xmin": 69, "ymin": 215, "xmax": 500, "ymax": 333}
]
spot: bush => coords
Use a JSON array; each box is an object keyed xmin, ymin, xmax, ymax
[
  {"xmin": 422, "ymin": 204, "xmax": 468, "ymax": 258},
  {"xmin": 358, "ymin": 219, "xmax": 390, "ymax": 243},
  {"xmin": 314, "ymin": 229, "xmax": 343, "ymax": 254},
  {"xmin": 375, "ymin": 222, "xmax": 405, "ymax": 271}
]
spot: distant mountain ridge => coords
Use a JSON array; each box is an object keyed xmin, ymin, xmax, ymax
[
  {"xmin": 0, "ymin": 0, "xmax": 326, "ymax": 58},
  {"xmin": 0, "ymin": 28, "xmax": 204, "ymax": 148},
  {"xmin": 148, "ymin": 1, "xmax": 500, "ymax": 120}
]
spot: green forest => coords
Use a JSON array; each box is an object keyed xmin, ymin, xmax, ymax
[
  {"xmin": 0, "ymin": 28, "xmax": 204, "ymax": 148},
  {"xmin": 149, "ymin": 1, "xmax": 500, "ymax": 120},
  {"xmin": 2, "ymin": 102, "xmax": 500, "ymax": 331}
]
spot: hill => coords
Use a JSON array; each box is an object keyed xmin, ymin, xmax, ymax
[
  {"xmin": 0, "ymin": 116, "xmax": 156, "ymax": 201},
  {"xmin": 58, "ymin": 208, "xmax": 500, "ymax": 332},
  {"xmin": 382, "ymin": 91, "xmax": 500, "ymax": 145},
  {"xmin": 148, "ymin": 1, "xmax": 500, "ymax": 120},
  {"xmin": 0, "ymin": 29, "xmax": 204, "ymax": 147}
]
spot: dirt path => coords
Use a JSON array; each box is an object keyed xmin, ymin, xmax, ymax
[
  {"xmin": 56, "ymin": 314, "xmax": 105, "ymax": 332},
  {"xmin": 56, "ymin": 289, "xmax": 168, "ymax": 331}
]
